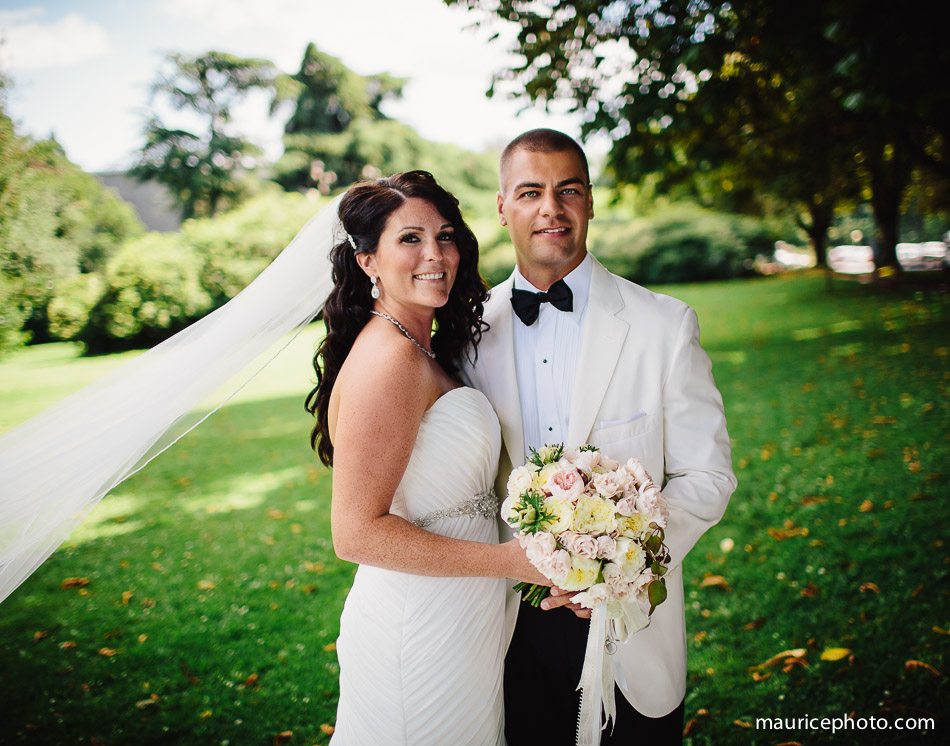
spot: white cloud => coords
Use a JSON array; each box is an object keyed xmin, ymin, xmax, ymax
[{"xmin": 0, "ymin": 9, "xmax": 110, "ymax": 72}]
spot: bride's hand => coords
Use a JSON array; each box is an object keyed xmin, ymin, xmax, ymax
[{"xmin": 501, "ymin": 539, "xmax": 551, "ymax": 586}]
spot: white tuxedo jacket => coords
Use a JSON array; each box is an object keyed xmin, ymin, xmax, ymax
[{"xmin": 464, "ymin": 256, "xmax": 736, "ymax": 717}]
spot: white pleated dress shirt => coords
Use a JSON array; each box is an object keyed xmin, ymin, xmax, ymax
[{"xmin": 512, "ymin": 252, "xmax": 593, "ymax": 460}]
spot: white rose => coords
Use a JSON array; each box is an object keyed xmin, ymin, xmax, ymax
[
  {"xmin": 613, "ymin": 537, "xmax": 647, "ymax": 578},
  {"xmin": 507, "ymin": 466, "xmax": 535, "ymax": 499},
  {"xmin": 616, "ymin": 513, "xmax": 650, "ymax": 539},
  {"xmin": 534, "ymin": 463, "xmax": 561, "ymax": 492},
  {"xmin": 541, "ymin": 496, "xmax": 574, "ymax": 534},
  {"xmin": 536, "ymin": 445, "xmax": 561, "ymax": 464},
  {"xmin": 551, "ymin": 554, "xmax": 601, "ymax": 591},
  {"xmin": 500, "ymin": 493, "xmax": 520, "ymax": 525},
  {"xmin": 571, "ymin": 495, "xmax": 618, "ymax": 536}
]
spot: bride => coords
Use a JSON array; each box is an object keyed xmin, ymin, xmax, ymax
[
  {"xmin": 0, "ymin": 170, "xmax": 545, "ymax": 745},
  {"xmin": 308, "ymin": 171, "xmax": 545, "ymax": 745}
]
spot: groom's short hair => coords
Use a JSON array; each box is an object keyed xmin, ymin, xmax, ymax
[{"xmin": 499, "ymin": 128, "xmax": 590, "ymax": 191}]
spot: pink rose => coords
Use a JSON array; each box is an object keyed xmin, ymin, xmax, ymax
[
  {"xmin": 523, "ymin": 532, "xmax": 557, "ymax": 564},
  {"xmin": 540, "ymin": 548, "xmax": 572, "ymax": 577},
  {"xmin": 573, "ymin": 583, "xmax": 610, "ymax": 609},
  {"xmin": 568, "ymin": 449, "xmax": 602, "ymax": 476},
  {"xmin": 624, "ymin": 457, "xmax": 652, "ymax": 487},
  {"xmin": 591, "ymin": 470, "xmax": 624, "ymax": 498},
  {"xmin": 602, "ymin": 563, "xmax": 631, "ymax": 600},
  {"xmin": 563, "ymin": 531, "xmax": 599, "ymax": 559},
  {"xmin": 615, "ymin": 495, "xmax": 638, "ymax": 517},
  {"xmin": 637, "ymin": 484, "xmax": 668, "ymax": 527},
  {"xmin": 596, "ymin": 535, "xmax": 617, "ymax": 560},
  {"xmin": 547, "ymin": 466, "xmax": 585, "ymax": 503}
]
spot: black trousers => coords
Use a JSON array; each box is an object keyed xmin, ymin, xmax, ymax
[{"xmin": 504, "ymin": 600, "xmax": 685, "ymax": 745}]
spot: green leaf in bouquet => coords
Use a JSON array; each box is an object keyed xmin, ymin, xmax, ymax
[
  {"xmin": 512, "ymin": 490, "xmax": 557, "ymax": 534},
  {"xmin": 577, "ymin": 444, "xmax": 599, "ymax": 452},
  {"xmin": 648, "ymin": 578, "xmax": 668, "ymax": 614},
  {"xmin": 645, "ymin": 533, "xmax": 662, "ymax": 555},
  {"xmin": 527, "ymin": 443, "xmax": 564, "ymax": 468},
  {"xmin": 650, "ymin": 560, "xmax": 668, "ymax": 576}
]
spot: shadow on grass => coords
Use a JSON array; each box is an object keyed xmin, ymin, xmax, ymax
[{"xmin": 1, "ymin": 393, "xmax": 350, "ymax": 746}]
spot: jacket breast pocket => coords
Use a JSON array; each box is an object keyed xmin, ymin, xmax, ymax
[{"xmin": 588, "ymin": 415, "xmax": 663, "ymax": 480}]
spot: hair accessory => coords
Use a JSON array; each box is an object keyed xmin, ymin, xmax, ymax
[
  {"xmin": 346, "ymin": 233, "xmax": 358, "ymax": 251},
  {"xmin": 370, "ymin": 276, "xmax": 380, "ymax": 299}
]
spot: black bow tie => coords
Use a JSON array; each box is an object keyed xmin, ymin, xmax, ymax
[{"xmin": 510, "ymin": 278, "xmax": 574, "ymax": 326}]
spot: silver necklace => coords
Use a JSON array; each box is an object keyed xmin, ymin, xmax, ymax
[{"xmin": 370, "ymin": 311, "xmax": 436, "ymax": 359}]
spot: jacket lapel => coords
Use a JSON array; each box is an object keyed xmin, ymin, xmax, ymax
[
  {"xmin": 481, "ymin": 275, "xmax": 526, "ymax": 468},
  {"xmin": 567, "ymin": 258, "xmax": 629, "ymax": 446}
]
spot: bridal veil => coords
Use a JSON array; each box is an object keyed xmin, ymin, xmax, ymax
[{"xmin": 0, "ymin": 194, "xmax": 344, "ymax": 604}]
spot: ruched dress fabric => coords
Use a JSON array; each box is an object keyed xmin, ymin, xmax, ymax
[{"xmin": 330, "ymin": 387, "xmax": 507, "ymax": 746}]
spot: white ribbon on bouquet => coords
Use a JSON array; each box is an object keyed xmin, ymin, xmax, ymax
[{"xmin": 575, "ymin": 600, "xmax": 651, "ymax": 746}]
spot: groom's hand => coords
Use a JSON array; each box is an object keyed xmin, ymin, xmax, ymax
[{"xmin": 540, "ymin": 587, "xmax": 591, "ymax": 619}]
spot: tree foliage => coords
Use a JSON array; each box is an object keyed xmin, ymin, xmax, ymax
[
  {"xmin": 0, "ymin": 89, "xmax": 144, "ymax": 352},
  {"xmin": 132, "ymin": 51, "xmax": 277, "ymax": 219},
  {"xmin": 446, "ymin": 0, "xmax": 950, "ymax": 269},
  {"xmin": 271, "ymin": 44, "xmax": 408, "ymax": 191}
]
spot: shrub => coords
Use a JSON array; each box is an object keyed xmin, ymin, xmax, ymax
[
  {"xmin": 47, "ymin": 274, "xmax": 105, "ymax": 341},
  {"xmin": 80, "ymin": 234, "xmax": 211, "ymax": 353},
  {"xmin": 183, "ymin": 189, "xmax": 323, "ymax": 304},
  {"xmin": 593, "ymin": 205, "xmax": 771, "ymax": 284}
]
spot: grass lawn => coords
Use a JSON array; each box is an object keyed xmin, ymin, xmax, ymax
[{"xmin": 1, "ymin": 271, "xmax": 947, "ymax": 745}]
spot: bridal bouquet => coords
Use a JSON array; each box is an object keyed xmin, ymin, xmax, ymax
[{"xmin": 502, "ymin": 444, "xmax": 670, "ymax": 618}]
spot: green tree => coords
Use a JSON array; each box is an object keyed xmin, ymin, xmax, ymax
[
  {"xmin": 0, "ymin": 100, "xmax": 143, "ymax": 350},
  {"xmin": 271, "ymin": 43, "xmax": 406, "ymax": 191},
  {"xmin": 133, "ymin": 51, "xmax": 277, "ymax": 219},
  {"xmin": 446, "ymin": 0, "xmax": 949, "ymax": 270}
]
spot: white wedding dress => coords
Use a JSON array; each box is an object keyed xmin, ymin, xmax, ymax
[{"xmin": 330, "ymin": 386, "xmax": 507, "ymax": 746}]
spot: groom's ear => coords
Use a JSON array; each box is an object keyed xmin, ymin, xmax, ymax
[{"xmin": 496, "ymin": 192, "xmax": 508, "ymax": 226}]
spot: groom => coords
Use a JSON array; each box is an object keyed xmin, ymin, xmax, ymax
[{"xmin": 464, "ymin": 129, "xmax": 736, "ymax": 744}]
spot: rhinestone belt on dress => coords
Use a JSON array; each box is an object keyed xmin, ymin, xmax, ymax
[{"xmin": 411, "ymin": 489, "xmax": 499, "ymax": 528}]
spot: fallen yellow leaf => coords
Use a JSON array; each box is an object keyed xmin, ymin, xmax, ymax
[
  {"xmin": 820, "ymin": 647, "xmax": 851, "ymax": 661},
  {"xmin": 905, "ymin": 660, "xmax": 942, "ymax": 677},
  {"xmin": 749, "ymin": 648, "xmax": 807, "ymax": 671}
]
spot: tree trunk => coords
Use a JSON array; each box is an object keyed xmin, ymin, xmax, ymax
[
  {"xmin": 870, "ymin": 187, "xmax": 900, "ymax": 271},
  {"xmin": 798, "ymin": 200, "xmax": 833, "ymax": 267},
  {"xmin": 808, "ymin": 202, "xmax": 832, "ymax": 267},
  {"xmin": 867, "ymin": 137, "xmax": 911, "ymax": 273}
]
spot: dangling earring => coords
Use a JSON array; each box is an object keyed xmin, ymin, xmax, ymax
[{"xmin": 370, "ymin": 276, "xmax": 380, "ymax": 299}]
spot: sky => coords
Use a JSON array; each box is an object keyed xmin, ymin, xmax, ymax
[{"xmin": 0, "ymin": 0, "xmax": 591, "ymax": 174}]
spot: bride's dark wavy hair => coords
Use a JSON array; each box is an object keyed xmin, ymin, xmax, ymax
[{"xmin": 305, "ymin": 170, "xmax": 489, "ymax": 466}]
